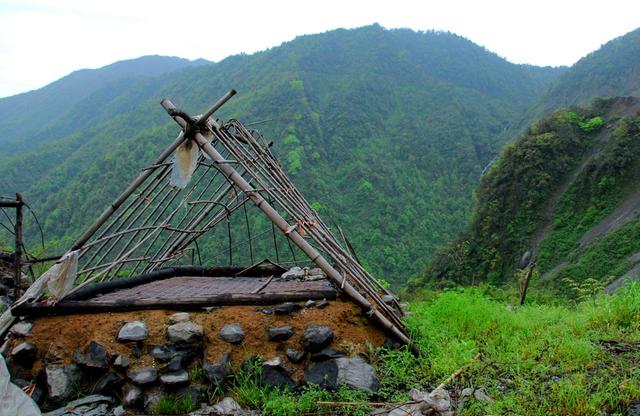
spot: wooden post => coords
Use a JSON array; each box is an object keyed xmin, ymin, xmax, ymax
[
  {"xmin": 14, "ymin": 193, "xmax": 23, "ymax": 299},
  {"xmin": 519, "ymin": 258, "xmax": 536, "ymax": 306}
]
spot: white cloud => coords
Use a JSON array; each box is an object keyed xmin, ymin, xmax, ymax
[{"xmin": 0, "ymin": 0, "xmax": 638, "ymax": 97}]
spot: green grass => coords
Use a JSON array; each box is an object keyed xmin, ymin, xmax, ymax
[
  {"xmin": 404, "ymin": 285, "xmax": 640, "ymax": 415},
  {"xmin": 152, "ymin": 394, "xmax": 194, "ymax": 415},
  {"xmin": 228, "ymin": 357, "xmax": 371, "ymax": 415},
  {"xmin": 199, "ymin": 284, "xmax": 640, "ymax": 415}
]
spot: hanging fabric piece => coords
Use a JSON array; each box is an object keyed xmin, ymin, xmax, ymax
[
  {"xmin": 170, "ymin": 114, "xmax": 214, "ymax": 187},
  {"xmin": 16, "ymin": 250, "xmax": 79, "ymax": 305},
  {"xmin": 170, "ymin": 139, "xmax": 199, "ymax": 189}
]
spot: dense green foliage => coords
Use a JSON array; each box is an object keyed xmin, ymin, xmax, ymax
[
  {"xmin": 0, "ymin": 25, "xmax": 563, "ymax": 285},
  {"xmin": 418, "ymin": 97, "xmax": 640, "ymax": 293}
]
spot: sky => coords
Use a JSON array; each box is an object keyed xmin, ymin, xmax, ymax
[{"xmin": 0, "ymin": 0, "xmax": 638, "ymax": 98}]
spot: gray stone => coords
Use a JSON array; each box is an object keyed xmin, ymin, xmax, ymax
[
  {"xmin": 148, "ymin": 344, "xmax": 172, "ymax": 362},
  {"xmin": 316, "ymin": 298, "xmax": 329, "ymax": 309},
  {"xmin": 127, "ymin": 367, "xmax": 158, "ymax": 386},
  {"xmin": 219, "ymin": 323, "xmax": 245, "ymax": 344},
  {"xmin": 406, "ymin": 388, "xmax": 452, "ymax": 416},
  {"xmin": 335, "ymin": 357, "xmax": 379, "ymax": 393},
  {"xmin": 11, "ymin": 342, "xmax": 37, "ymax": 366},
  {"xmin": 304, "ymin": 357, "xmax": 379, "ymax": 393},
  {"xmin": 274, "ymin": 302, "xmax": 301, "ymax": 315},
  {"xmin": 304, "ymin": 359, "xmax": 339, "ymax": 390},
  {"xmin": 304, "ymin": 300, "xmax": 316, "ymax": 308},
  {"xmin": 73, "ymin": 341, "xmax": 110, "ymax": 371},
  {"xmin": 203, "ymin": 353, "xmax": 230, "ymax": 386},
  {"xmin": 460, "ymin": 387, "xmax": 474, "ymax": 397},
  {"xmin": 474, "ymin": 388, "xmax": 491, "ymax": 402},
  {"xmin": 311, "ymin": 348, "xmax": 346, "ymax": 361},
  {"xmin": 122, "ymin": 384, "xmax": 142, "ymax": 407},
  {"xmin": 261, "ymin": 357, "xmax": 296, "ymax": 391},
  {"xmin": 302, "ymin": 324, "xmax": 333, "ymax": 352},
  {"xmin": 113, "ymin": 354, "xmax": 130, "ymax": 371},
  {"xmin": 212, "ymin": 397, "xmax": 244, "ymax": 415},
  {"xmin": 282, "ymin": 266, "xmax": 304, "ymax": 279},
  {"xmin": 167, "ymin": 321, "xmax": 204, "ymax": 344},
  {"xmin": 117, "ymin": 321, "xmax": 148, "ymax": 342},
  {"xmin": 43, "ymin": 394, "xmax": 115, "ymax": 416},
  {"xmin": 10, "ymin": 321, "xmax": 33, "ymax": 337},
  {"xmin": 426, "ymin": 388, "xmax": 453, "ymax": 415},
  {"xmin": 268, "ymin": 325, "xmax": 293, "ymax": 341},
  {"xmin": 160, "ymin": 369, "xmax": 190, "ymax": 386},
  {"xmin": 168, "ymin": 312, "xmax": 191, "ymax": 324},
  {"xmin": 113, "ymin": 405, "xmax": 125, "ymax": 416},
  {"xmin": 92, "ymin": 371, "xmax": 124, "ymax": 394},
  {"xmin": 45, "ymin": 364, "xmax": 81, "ymax": 403},
  {"xmin": 286, "ymin": 348, "xmax": 305, "ymax": 364},
  {"xmin": 162, "ymin": 355, "xmax": 184, "ymax": 372}
]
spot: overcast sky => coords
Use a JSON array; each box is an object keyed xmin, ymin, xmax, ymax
[{"xmin": 0, "ymin": 0, "xmax": 638, "ymax": 98}]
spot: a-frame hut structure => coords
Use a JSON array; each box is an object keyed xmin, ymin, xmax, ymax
[{"xmin": 6, "ymin": 90, "xmax": 412, "ymax": 351}]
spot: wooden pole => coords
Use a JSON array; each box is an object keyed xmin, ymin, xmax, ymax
[
  {"xmin": 519, "ymin": 258, "xmax": 536, "ymax": 306},
  {"xmin": 160, "ymin": 99, "xmax": 416, "ymax": 352},
  {"xmin": 13, "ymin": 193, "xmax": 23, "ymax": 300}
]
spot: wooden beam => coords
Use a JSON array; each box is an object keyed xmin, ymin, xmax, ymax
[
  {"xmin": 13, "ymin": 193, "xmax": 23, "ymax": 299},
  {"xmin": 12, "ymin": 290, "xmax": 337, "ymax": 317}
]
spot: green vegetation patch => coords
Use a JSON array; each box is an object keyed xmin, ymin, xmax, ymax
[{"xmin": 405, "ymin": 286, "xmax": 640, "ymax": 415}]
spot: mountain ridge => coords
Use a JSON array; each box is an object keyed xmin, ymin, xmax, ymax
[{"xmin": 0, "ymin": 25, "xmax": 572, "ymax": 285}]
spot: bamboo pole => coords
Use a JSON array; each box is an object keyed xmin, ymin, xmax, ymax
[
  {"xmin": 161, "ymin": 99, "xmax": 416, "ymax": 352},
  {"xmin": 216, "ymin": 123, "xmax": 405, "ymax": 326},
  {"xmin": 70, "ymin": 89, "xmax": 236, "ymax": 252}
]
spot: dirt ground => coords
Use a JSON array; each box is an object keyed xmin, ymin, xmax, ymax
[{"xmin": 19, "ymin": 299, "xmax": 387, "ymax": 379}]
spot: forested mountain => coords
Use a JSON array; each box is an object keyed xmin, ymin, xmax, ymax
[
  {"xmin": 0, "ymin": 55, "xmax": 208, "ymax": 155},
  {"xmin": 510, "ymin": 27, "xmax": 640, "ymax": 135},
  {"xmin": 416, "ymin": 96, "xmax": 640, "ymax": 294},
  {"xmin": 416, "ymin": 25, "xmax": 640, "ymax": 291},
  {"xmin": 0, "ymin": 25, "xmax": 564, "ymax": 285}
]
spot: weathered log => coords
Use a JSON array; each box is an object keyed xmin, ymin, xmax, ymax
[{"xmin": 13, "ymin": 290, "xmax": 336, "ymax": 317}]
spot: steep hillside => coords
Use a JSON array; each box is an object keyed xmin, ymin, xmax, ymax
[
  {"xmin": 0, "ymin": 25, "xmax": 563, "ymax": 285},
  {"xmin": 417, "ymin": 97, "xmax": 640, "ymax": 293}
]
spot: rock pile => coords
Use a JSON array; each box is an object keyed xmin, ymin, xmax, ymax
[{"xmin": 3, "ymin": 301, "xmax": 386, "ymax": 413}]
